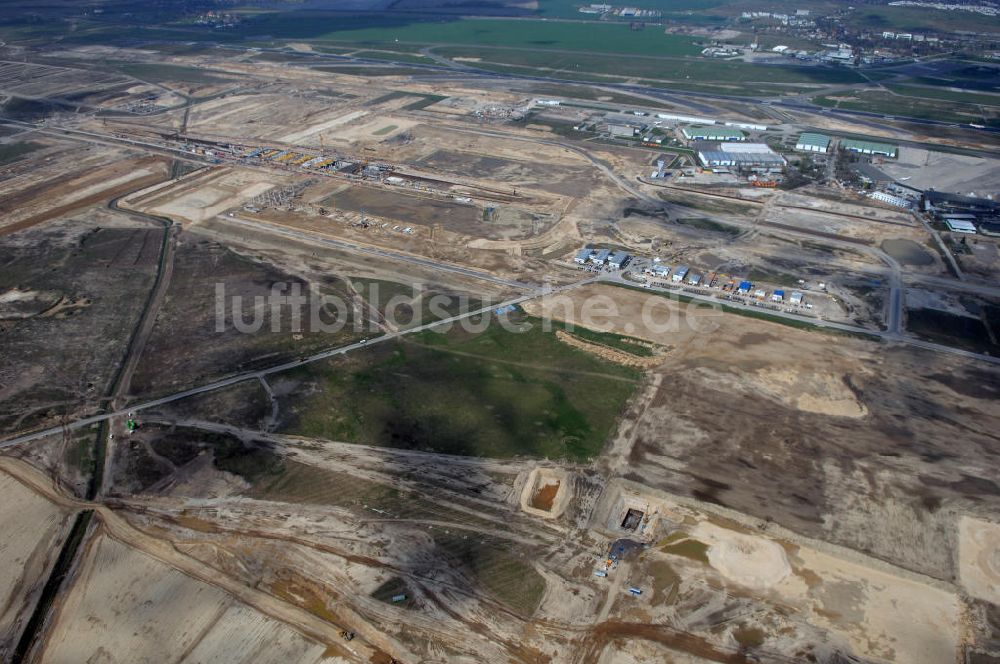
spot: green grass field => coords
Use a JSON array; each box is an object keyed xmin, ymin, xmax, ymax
[
  {"xmin": 537, "ymin": 0, "xmax": 732, "ymax": 19},
  {"xmin": 814, "ymin": 91, "xmax": 997, "ymax": 125},
  {"xmin": 845, "ymin": 5, "xmax": 1000, "ymax": 33},
  {"xmin": 435, "ymin": 45, "xmax": 863, "ymax": 86},
  {"xmin": 240, "ymin": 14, "xmax": 701, "ymax": 56},
  {"xmin": 884, "ymin": 84, "xmax": 1000, "ymax": 108},
  {"xmin": 278, "ymin": 312, "xmax": 640, "ymax": 461},
  {"xmin": 315, "ymin": 65, "xmax": 433, "ymax": 77},
  {"xmin": 352, "ymin": 49, "xmax": 435, "ymax": 65}
]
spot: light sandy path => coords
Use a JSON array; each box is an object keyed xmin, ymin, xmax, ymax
[{"xmin": 0, "ymin": 457, "xmax": 402, "ymax": 663}]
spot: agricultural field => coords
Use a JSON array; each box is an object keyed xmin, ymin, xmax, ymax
[{"xmin": 844, "ymin": 5, "xmax": 1000, "ymax": 33}]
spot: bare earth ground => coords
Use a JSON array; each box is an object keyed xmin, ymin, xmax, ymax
[
  {"xmin": 0, "ymin": 473, "xmax": 72, "ymax": 660},
  {"xmin": 38, "ymin": 534, "xmax": 337, "ymax": 664},
  {"xmin": 0, "ymin": 213, "xmax": 162, "ymax": 434},
  {"xmin": 528, "ymin": 284, "xmax": 1000, "ymax": 583},
  {"xmin": 1, "ymin": 49, "xmax": 1000, "ymax": 664}
]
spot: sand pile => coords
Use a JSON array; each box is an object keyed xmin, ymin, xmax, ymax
[{"xmin": 695, "ymin": 522, "xmax": 792, "ymax": 589}]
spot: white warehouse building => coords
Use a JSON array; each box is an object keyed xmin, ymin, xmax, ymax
[{"xmin": 869, "ymin": 191, "xmax": 911, "ymax": 208}]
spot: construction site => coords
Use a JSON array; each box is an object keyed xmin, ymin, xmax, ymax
[{"xmin": 0, "ymin": 30, "xmax": 999, "ymax": 664}]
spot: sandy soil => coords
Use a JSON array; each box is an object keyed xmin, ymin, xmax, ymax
[
  {"xmin": 525, "ymin": 284, "xmax": 866, "ymax": 418},
  {"xmin": 279, "ymin": 109, "xmax": 369, "ymax": 145},
  {"xmin": 596, "ymin": 638, "xmax": 716, "ymax": 663},
  {"xmin": 695, "ymin": 521, "xmax": 792, "ymax": 589},
  {"xmin": 959, "ymin": 516, "xmax": 1000, "ymax": 603},
  {"xmin": 521, "ymin": 467, "xmax": 573, "ymax": 519},
  {"xmin": 124, "ymin": 167, "xmax": 292, "ymax": 226},
  {"xmin": 0, "ymin": 473, "xmax": 72, "ymax": 658},
  {"xmin": 39, "ymin": 535, "xmax": 337, "ymax": 664},
  {"xmin": 555, "ymin": 329, "xmax": 667, "ymax": 369},
  {"xmin": 0, "ymin": 153, "xmax": 170, "ymax": 235}
]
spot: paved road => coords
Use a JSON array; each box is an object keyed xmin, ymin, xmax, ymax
[
  {"xmin": 599, "ymin": 271, "xmax": 1000, "ymax": 366},
  {"xmin": 907, "ymin": 273, "xmax": 1000, "ymax": 298},
  {"xmin": 0, "ymin": 281, "xmax": 590, "ymax": 448},
  {"xmin": 0, "ymin": 118, "xmax": 207, "ymax": 164}
]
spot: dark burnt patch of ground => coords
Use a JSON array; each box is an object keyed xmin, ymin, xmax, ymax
[
  {"xmin": 108, "ymin": 422, "xmax": 283, "ymax": 494},
  {"xmin": 0, "ymin": 218, "xmax": 160, "ymax": 435},
  {"xmin": 128, "ymin": 232, "xmax": 365, "ymax": 400}
]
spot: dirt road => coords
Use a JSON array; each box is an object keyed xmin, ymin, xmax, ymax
[{"xmin": 0, "ymin": 456, "xmax": 395, "ymax": 663}]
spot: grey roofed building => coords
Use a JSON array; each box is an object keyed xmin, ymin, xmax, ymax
[
  {"xmin": 682, "ymin": 126, "xmax": 745, "ymax": 141},
  {"xmin": 606, "ymin": 251, "xmax": 630, "ymax": 269},
  {"xmin": 840, "ymin": 138, "xmax": 898, "ymax": 158},
  {"xmin": 795, "ymin": 132, "xmax": 831, "ymax": 153},
  {"xmin": 696, "ymin": 142, "xmax": 785, "ymax": 171},
  {"xmin": 592, "ymin": 248, "xmax": 613, "ymax": 263},
  {"xmin": 609, "ymin": 124, "xmax": 638, "ymax": 138},
  {"xmin": 574, "ymin": 248, "xmax": 594, "ymax": 263}
]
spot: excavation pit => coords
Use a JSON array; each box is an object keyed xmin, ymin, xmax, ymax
[{"xmin": 520, "ymin": 468, "xmax": 572, "ymax": 519}]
